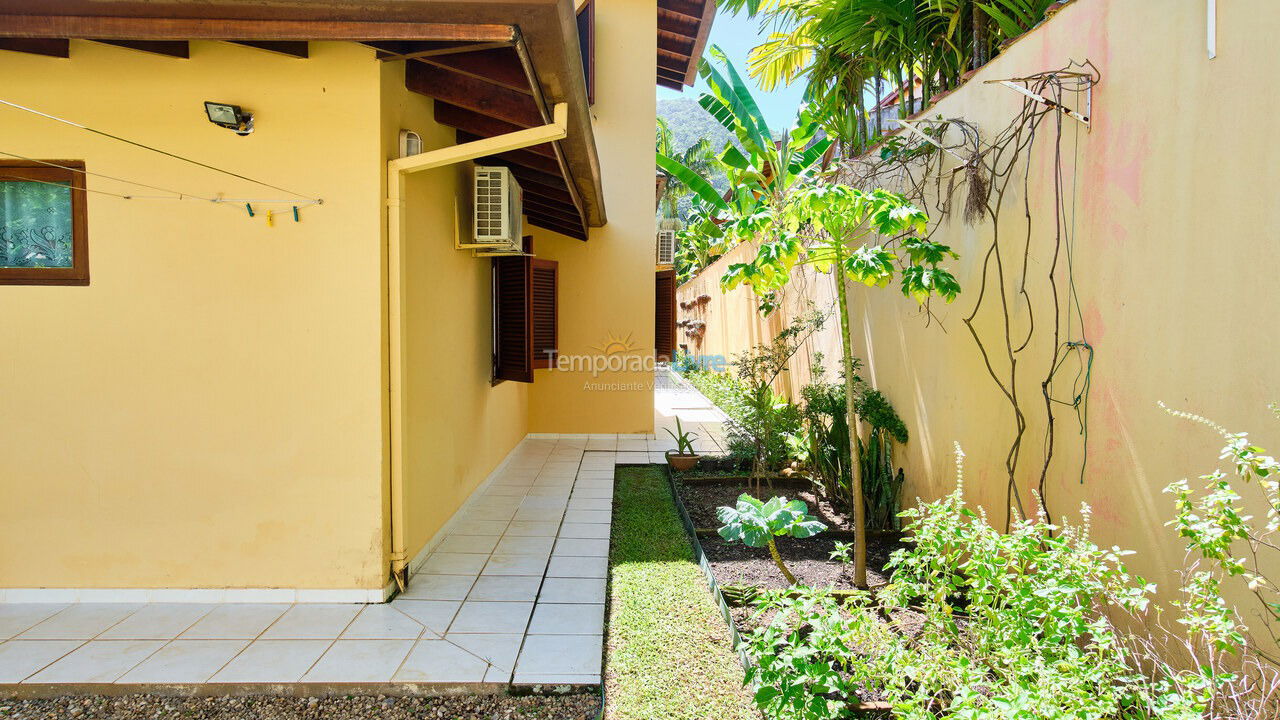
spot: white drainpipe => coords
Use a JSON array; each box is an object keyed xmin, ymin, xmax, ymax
[{"xmin": 384, "ymin": 103, "xmax": 570, "ymax": 591}]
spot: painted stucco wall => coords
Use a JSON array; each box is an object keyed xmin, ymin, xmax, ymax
[
  {"xmin": 526, "ymin": 0, "xmax": 656, "ymax": 435},
  {"xmin": 379, "ymin": 63, "xmax": 530, "ymax": 568},
  {"xmin": 0, "ymin": 41, "xmax": 388, "ymax": 590},
  {"xmin": 679, "ymin": 0, "xmax": 1280, "ymax": 603}
]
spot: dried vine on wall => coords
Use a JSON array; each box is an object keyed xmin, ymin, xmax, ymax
[{"xmin": 842, "ymin": 62, "xmax": 1100, "ymax": 529}]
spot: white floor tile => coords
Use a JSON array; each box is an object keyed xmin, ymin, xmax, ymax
[
  {"xmin": 567, "ymin": 498, "xmax": 611, "ymax": 511},
  {"xmin": 539, "ymin": 577, "xmax": 606, "ymax": 603},
  {"xmin": 519, "ymin": 496, "xmax": 568, "ymax": 512},
  {"xmin": 494, "ymin": 536, "xmax": 555, "ymax": 556},
  {"xmin": 513, "ymin": 507, "xmax": 565, "ymax": 522},
  {"xmin": 484, "ymin": 665, "xmax": 512, "ymax": 682},
  {"xmin": 482, "ymin": 554, "xmax": 549, "ymax": 577},
  {"xmin": 563, "ymin": 510, "xmax": 612, "ymax": 525},
  {"xmin": 514, "ymin": 634, "xmax": 602, "ymax": 680},
  {"xmin": 482, "ymin": 485, "xmax": 529, "ymax": 497},
  {"xmin": 117, "ymin": 640, "xmax": 248, "ymax": 684},
  {"xmin": 209, "ymin": 640, "xmax": 331, "ymax": 683},
  {"xmin": 524, "ymin": 486, "xmax": 571, "ymax": 499},
  {"xmin": 467, "ymin": 576, "xmax": 541, "ymax": 603},
  {"xmin": 444, "ymin": 633, "xmax": 522, "ymax": 671},
  {"xmin": 0, "ymin": 640, "xmax": 81, "ymax": 682},
  {"xmin": 553, "ymin": 538, "xmax": 610, "ymax": 558},
  {"xmin": 302, "ymin": 639, "xmax": 413, "ymax": 682},
  {"xmin": 260, "ymin": 604, "xmax": 359, "ymax": 640},
  {"xmin": 615, "ymin": 451, "xmax": 651, "ymax": 463},
  {"xmin": 99, "ymin": 604, "xmax": 214, "ymax": 640},
  {"xmin": 393, "ymin": 639, "xmax": 487, "ymax": 682},
  {"xmin": 400, "ymin": 574, "xmax": 475, "ymax": 601},
  {"xmin": 504, "ymin": 521, "xmax": 560, "ymax": 537},
  {"xmin": 389, "ymin": 599, "xmax": 460, "ymax": 635},
  {"xmin": 180, "ymin": 604, "xmax": 289, "ymax": 640},
  {"xmin": 616, "ymin": 439, "xmax": 648, "ymax": 451},
  {"xmin": 420, "ymin": 553, "xmax": 488, "ymax": 575},
  {"xmin": 436, "ymin": 535, "xmax": 500, "ymax": 554},
  {"xmin": 26, "ymin": 640, "xmax": 164, "ymax": 683},
  {"xmin": 449, "ymin": 602, "xmax": 533, "ymax": 634},
  {"xmin": 18, "ymin": 604, "xmax": 142, "ymax": 640},
  {"xmin": 528, "ymin": 604, "xmax": 604, "ymax": 634},
  {"xmin": 0, "ymin": 605, "xmax": 68, "ymax": 640},
  {"xmin": 558, "ymin": 523, "xmax": 610, "ymax": 539},
  {"xmin": 450, "ymin": 520, "xmax": 511, "ymax": 536},
  {"xmin": 571, "ymin": 486, "xmax": 613, "ymax": 499},
  {"xmin": 341, "ymin": 605, "xmax": 424, "ymax": 639},
  {"xmin": 546, "ymin": 556, "xmax": 608, "ymax": 579}
]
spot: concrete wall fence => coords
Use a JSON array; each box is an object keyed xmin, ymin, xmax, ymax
[{"xmin": 677, "ymin": 0, "xmax": 1280, "ymax": 607}]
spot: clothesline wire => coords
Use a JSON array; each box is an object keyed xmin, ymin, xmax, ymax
[
  {"xmin": 0, "ymin": 150, "xmax": 320, "ymax": 206},
  {"xmin": 0, "ymin": 97, "xmax": 323, "ymax": 204}
]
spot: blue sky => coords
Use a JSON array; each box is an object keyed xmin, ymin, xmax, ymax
[{"xmin": 656, "ymin": 8, "xmax": 807, "ymax": 131}]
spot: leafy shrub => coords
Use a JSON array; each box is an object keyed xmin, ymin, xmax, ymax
[
  {"xmin": 801, "ymin": 356, "xmax": 909, "ymax": 530},
  {"xmin": 685, "ymin": 365, "xmax": 803, "ymax": 475},
  {"xmin": 718, "ymin": 494, "xmax": 826, "ymax": 585},
  {"xmin": 741, "ymin": 447, "xmax": 1213, "ymax": 720}
]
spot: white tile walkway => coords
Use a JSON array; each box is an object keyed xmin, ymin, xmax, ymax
[{"xmin": 0, "ymin": 370, "xmax": 727, "ymax": 691}]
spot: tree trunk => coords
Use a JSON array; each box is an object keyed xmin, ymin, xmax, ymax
[
  {"xmin": 834, "ymin": 257, "xmax": 868, "ymax": 588},
  {"xmin": 768, "ymin": 537, "xmax": 798, "ymax": 585},
  {"xmin": 972, "ymin": 1, "xmax": 989, "ymax": 69},
  {"xmin": 875, "ymin": 75, "xmax": 884, "ymax": 138}
]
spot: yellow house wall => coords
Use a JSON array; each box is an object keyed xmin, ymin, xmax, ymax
[
  {"xmin": 0, "ymin": 41, "xmax": 388, "ymax": 590},
  {"xmin": 526, "ymin": 0, "xmax": 656, "ymax": 435},
  {"xmin": 379, "ymin": 63, "xmax": 530, "ymax": 565},
  {"xmin": 680, "ymin": 0, "xmax": 1280, "ymax": 603}
]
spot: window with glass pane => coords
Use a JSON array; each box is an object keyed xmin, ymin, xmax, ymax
[{"xmin": 0, "ymin": 161, "xmax": 88, "ymax": 285}]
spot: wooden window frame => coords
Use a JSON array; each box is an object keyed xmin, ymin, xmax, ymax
[{"xmin": 0, "ymin": 160, "xmax": 89, "ymax": 286}]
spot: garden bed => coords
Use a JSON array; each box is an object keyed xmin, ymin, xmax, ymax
[
  {"xmin": 674, "ymin": 477, "xmax": 903, "ymax": 600},
  {"xmin": 668, "ymin": 472, "xmax": 907, "ymax": 654}
]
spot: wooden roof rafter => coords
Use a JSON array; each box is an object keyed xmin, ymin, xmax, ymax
[
  {"xmin": 0, "ymin": 4, "xmax": 601, "ymax": 240},
  {"xmin": 657, "ymin": 0, "xmax": 715, "ymax": 88}
]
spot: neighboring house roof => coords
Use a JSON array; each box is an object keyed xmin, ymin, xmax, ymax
[
  {"xmin": 0, "ymin": 0, "xmax": 606, "ymax": 239},
  {"xmin": 657, "ymin": 0, "xmax": 715, "ymax": 90}
]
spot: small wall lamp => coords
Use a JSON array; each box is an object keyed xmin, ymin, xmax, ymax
[{"xmin": 204, "ymin": 101, "xmax": 254, "ymax": 136}]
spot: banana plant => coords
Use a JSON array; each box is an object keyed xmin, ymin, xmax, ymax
[{"xmin": 656, "ymin": 48, "xmax": 833, "ymax": 273}]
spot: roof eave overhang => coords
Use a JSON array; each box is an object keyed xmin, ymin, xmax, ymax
[{"xmin": 0, "ymin": 0, "xmax": 606, "ymax": 230}]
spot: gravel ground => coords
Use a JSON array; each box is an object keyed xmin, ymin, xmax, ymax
[{"xmin": 0, "ymin": 693, "xmax": 599, "ymax": 720}]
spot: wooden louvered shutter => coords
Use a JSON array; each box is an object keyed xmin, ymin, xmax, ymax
[
  {"xmin": 493, "ymin": 256, "xmax": 533, "ymax": 383},
  {"xmin": 531, "ymin": 259, "xmax": 558, "ymax": 369},
  {"xmin": 576, "ymin": 0, "xmax": 595, "ymax": 105},
  {"xmin": 655, "ymin": 269, "xmax": 676, "ymax": 362}
]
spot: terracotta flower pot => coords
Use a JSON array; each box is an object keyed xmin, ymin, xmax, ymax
[{"xmin": 666, "ymin": 452, "xmax": 700, "ymax": 471}]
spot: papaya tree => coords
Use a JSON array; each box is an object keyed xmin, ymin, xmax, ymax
[{"xmin": 725, "ymin": 184, "xmax": 960, "ymax": 587}]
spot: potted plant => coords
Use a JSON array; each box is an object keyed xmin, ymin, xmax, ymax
[{"xmin": 664, "ymin": 417, "xmax": 701, "ymax": 471}]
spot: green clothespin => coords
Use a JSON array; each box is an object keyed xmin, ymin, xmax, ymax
[
  {"xmin": 292, "ymin": 206, "xmax": 300, "ymax": 222},
  {"xmin": 245, "ymin": 203, "xmax": 254, "ymax": 217}
]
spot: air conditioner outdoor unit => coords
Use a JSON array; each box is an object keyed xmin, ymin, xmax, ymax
[
  {"xmin": 473, "ymin": 166, "xmax": 523, "ymax": 250},
  {"xmin": 656, "ymin": 229, "xmax": 676, "ymax": 265}
]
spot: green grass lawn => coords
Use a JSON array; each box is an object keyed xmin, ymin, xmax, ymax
[{"xmin": 606, "ymin": 465, "xmax": 758, "ymax": 720}]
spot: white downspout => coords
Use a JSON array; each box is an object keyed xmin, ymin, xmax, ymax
[{"xmin": 385, "ymin": 103, "xmax": 570, "ymax": 591}]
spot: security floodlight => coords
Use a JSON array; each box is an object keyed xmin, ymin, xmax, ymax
[{"xmin": 204, "ymin": 101, "xmax": 254, "ymax": 136}]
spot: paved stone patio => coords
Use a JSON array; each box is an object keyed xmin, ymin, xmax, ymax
[{"xmin": 0, "ymin": 370, "xmax": 728, "ymax": 691}]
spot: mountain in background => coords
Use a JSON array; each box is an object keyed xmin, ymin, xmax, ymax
[
  {"xmin": 657, "ymin": 97, "xmax": 731, "ymax": 217},
  {"xmin": 658, "ymin": 97, "xmax": 735, "ymax": 155}
]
